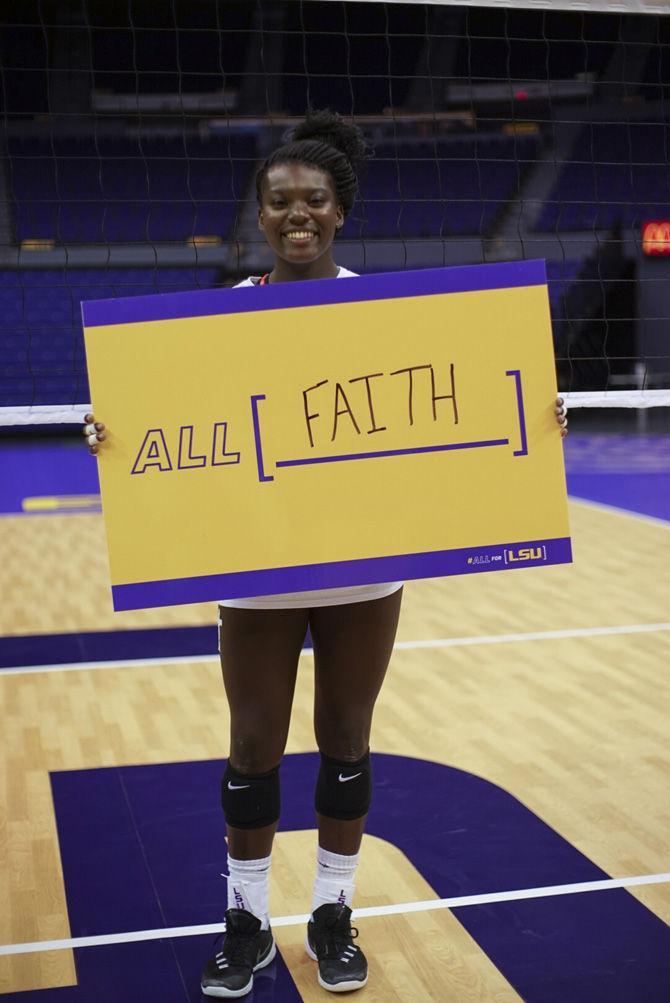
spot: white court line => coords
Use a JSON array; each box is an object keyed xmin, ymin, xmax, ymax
[
  {"xmin": 1, "ymin": 621, "xmax": 669, "ymax": 676},
  {"xmin": 390, "ymin": 622, "xmax": 670, "ymax": 652},
  {"xmin": 0, "ymin": 871, "xmax": 668, "ymax": 957}
]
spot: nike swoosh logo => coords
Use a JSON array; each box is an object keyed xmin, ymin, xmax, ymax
[
  {"xmin": 227, "ymin": 782, "xmax": 251, "ymax": 790},
  {"xmin": 338, "ymin": 772, "xmax": 362, "ymax": 783}
]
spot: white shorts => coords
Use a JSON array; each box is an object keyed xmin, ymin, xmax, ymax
[{"xmin": 219, "ymin": 581, "xmax": 403, "ymax": 610}]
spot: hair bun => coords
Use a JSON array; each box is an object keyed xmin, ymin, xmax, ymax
[{"xmin": 291, "ymin": 110, "xmax": 366, "ymax": 176}]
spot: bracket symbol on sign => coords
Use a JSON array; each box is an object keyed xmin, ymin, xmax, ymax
[
  {"xmin": 506, "ymin": 369, "xmax": 528, "ymax": 457},
  {"xmin": 250, "ymin": 394, "xmax": 274, "ymax": 483}
]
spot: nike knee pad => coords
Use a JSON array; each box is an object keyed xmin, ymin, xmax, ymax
[
  {"xmin": 221, "ymin": 762, "xmax": 280, "ymax": 829},
  {"xmin": 315, "ymin": 750, "xmax": 371, "ymax": 821}
]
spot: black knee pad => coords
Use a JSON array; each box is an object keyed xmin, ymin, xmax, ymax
[
  {"xmin": 315, "ymin": 750, "xmax": 371, "ymax": 821},
  {"xmin": 221, "ymin": 762, "xmax": 280, "ymax": 829}
]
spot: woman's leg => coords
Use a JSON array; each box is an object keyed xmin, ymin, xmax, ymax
[
  {"xmin": 201, "ymin": 606, "xmax": 308, "ymax": 997},
  {"xmin": 309, "ymin": 587, "xmax": 403, "ymax": 855},
  {"xmin": 219, "ymin": 605, "xmax": 309, "ymax": 861},
  {"xmin": 304, "ymin": 589, "xmax": 402, "ymax": 991}
]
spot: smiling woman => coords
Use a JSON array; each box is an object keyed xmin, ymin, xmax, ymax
[
  {"xmin": 251, "ymin": 110, "xmax": 366, "ymax": 284},
  {"xmin": 81, "ymin": 109, "xmax": 568, "ymax": 1002},
  {"xmin": 198, "ymin": 111, "xmax": 407, "ymax": 999},
  {"xmin": 258, "ymin": 162, "xmax": 344, "ymax": 277}
]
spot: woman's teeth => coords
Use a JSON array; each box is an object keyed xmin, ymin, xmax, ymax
[{"xmin": 285, "ymin": 231, "xmax": 315, "ymax": 241}]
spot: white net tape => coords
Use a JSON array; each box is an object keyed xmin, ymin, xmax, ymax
[
  {"xmin": 562, "ymin": 390, "xmax": 670, "ymax": 408},
  {"xmin": 0, "ymin": 405, "xmax": 92, "ymax": 426},
  {"xmin": 378, "ymin": 1, "xmax": 668, "ymax": 13}
]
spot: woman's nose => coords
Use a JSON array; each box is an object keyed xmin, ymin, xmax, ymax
[{"xmin": 288, "ymin": 203, "xmax": 309, "ymax": 222}]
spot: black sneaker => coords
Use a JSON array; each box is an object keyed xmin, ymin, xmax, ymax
[
  {"xmin": 306, "ymin": 903, "xmax": 368, "ymax": 993},
  {"xmin": 201, "ymin": 908, "xmax": 276, "ymax": 999}
]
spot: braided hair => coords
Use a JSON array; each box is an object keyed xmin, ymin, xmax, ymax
[{"xmin": 255, "ymin": 110, "xmax": 366, "ymax": 218}]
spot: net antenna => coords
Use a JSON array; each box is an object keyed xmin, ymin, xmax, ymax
[{"xmin": 1, "ymin": 0, "xmax": 669, "ymax": 425}]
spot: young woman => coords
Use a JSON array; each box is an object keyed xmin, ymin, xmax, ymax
[{"xmin": 84, "ymin": 110, "xmax": 568, "ymax": 998}]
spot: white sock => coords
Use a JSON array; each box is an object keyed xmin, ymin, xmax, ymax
[
  {"xmin": 311, "ymin": 846, "xmax": 360, "ymax": 916},
  {"xmin": 226, "ymin": 854, "xmax": 271, "ymax": 930}
]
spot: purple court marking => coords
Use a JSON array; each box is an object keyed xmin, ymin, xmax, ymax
[
  {"xmin": 0, "ymin": 623, "xmax": 313, "ymax": 671},
  {"xmin": 111, "ymin": 537, "xmax": 572, "ymax": 610},
  {"xmin": 8, "ymin": 753, "xmax": 663, "ymax": 1002},
  {"xmin": 0, "ymin": 625, "xmax": 217, "ymax": 670},
  {"xmin": 0, "ymin": 440, "xmax": 100, "ymax": 515},
  {"xmin": 563, "ymin": 435, "xmax": 670, "ymax": 523},
  {"xmin": 506, "ymin": 369, "xmax": 528, "ymax": 457},
  {"xmin": 39, "ymin": 764, "xmax": 301, "ymax": 1001},
  {"xmin": 81, "ymin": 259, "xmax": 547, "ymax": 328},
  {"xmin": 276, "ymin": 437, "xmax": 509, "ymax": 468},
  {"xmin": 569, "ymin": 476, "xmax": 670, "ymax": 523},
  {"xmin": 250, "ymin": 394, "xmax": 273, "ymax": 483}
]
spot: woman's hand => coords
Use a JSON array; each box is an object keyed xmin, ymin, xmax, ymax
[
  {"xmin": 83, "ymin": 412, "xmax": 106, "ymax": 455},
  {"xmin": 555, "ymin": 396, "xmax": 568, "ymax": 437}
]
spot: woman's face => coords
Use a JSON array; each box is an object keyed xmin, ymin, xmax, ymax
[{"xmin": 258, "ymin": 162, "xmax": 344, "ymax": 269}]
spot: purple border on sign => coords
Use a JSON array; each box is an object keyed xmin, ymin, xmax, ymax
[
  {"xmin": 81, "ymin": 259, "xmax": 547, "ymax": 328},
  {"xmin": 111, "ymin": 536, "xmax": 572, "ymax": 611}
]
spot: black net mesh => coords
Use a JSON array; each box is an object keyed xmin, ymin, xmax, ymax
[{"xmin": 1, "ymin": 1, "xmax": 669, "ymax": 420}]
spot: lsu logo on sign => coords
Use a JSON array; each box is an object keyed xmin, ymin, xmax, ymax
[{"xmin": 504, "ymin": 545, "xmax": 547, "ymax": 564}]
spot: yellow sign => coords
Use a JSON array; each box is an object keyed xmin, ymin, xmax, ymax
[{"xmin": 82, "ymin": 261, "xmax": 571, "ymax": 610}]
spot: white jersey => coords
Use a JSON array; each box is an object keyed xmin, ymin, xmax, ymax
[
  {"xmin": 220, "ymin": 266, "xmax": 403, "ymax": 610},
  {"xmin": 233, "ymin": 265, "xmax": 358, "ymax": 287}
]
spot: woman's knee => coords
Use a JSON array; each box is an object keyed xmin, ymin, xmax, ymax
[
  {"xmin": 315, "ymin": 718, "xmax": 371, "ymax": 762},
  {"xmin": 229, "ymin": 729, "xmax": 285, "ymax": 775}
]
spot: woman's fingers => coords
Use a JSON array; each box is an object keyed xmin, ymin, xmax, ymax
[
  {"xmin": 555, "ymin": 396, "xmax": 568, "ymax": 437},
  {"xmin": 83, "ymin": 413, "xmax": 106, "ymax": 453}
]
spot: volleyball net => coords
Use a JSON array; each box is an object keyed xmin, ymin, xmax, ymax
[{"xmin": 1, "ymin": 0, "xmax": 670, "ymax": 425}]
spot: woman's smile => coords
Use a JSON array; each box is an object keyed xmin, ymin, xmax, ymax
[
  {"xmin": 282, "ymin": 229, "xmax": 317, "ymax": 244},
  {"xmin": 258, "ymin": 162, "xmax": 344, "ymax": 280}
]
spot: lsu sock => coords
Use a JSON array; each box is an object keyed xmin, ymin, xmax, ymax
[
  {"xmin": 227, "ymin": 854, "xmax": 271, "ymax": 930},
  {"xmin": 311, "ymin": 845, "xmax": 360, "ymax": 915}
]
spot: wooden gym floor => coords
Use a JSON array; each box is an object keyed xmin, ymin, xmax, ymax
[{"xmin": 0, "ymin": 433, "xmax": 668, "ymax": 1001}]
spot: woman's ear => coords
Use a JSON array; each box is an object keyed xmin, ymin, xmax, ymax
[
  {"xmin": 258, "ymin": 208, "xmax": 265, "ymax": 231},
  {"xmin": 336, "ymin": 205, "xmax": 344, "ymax": 229}
]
